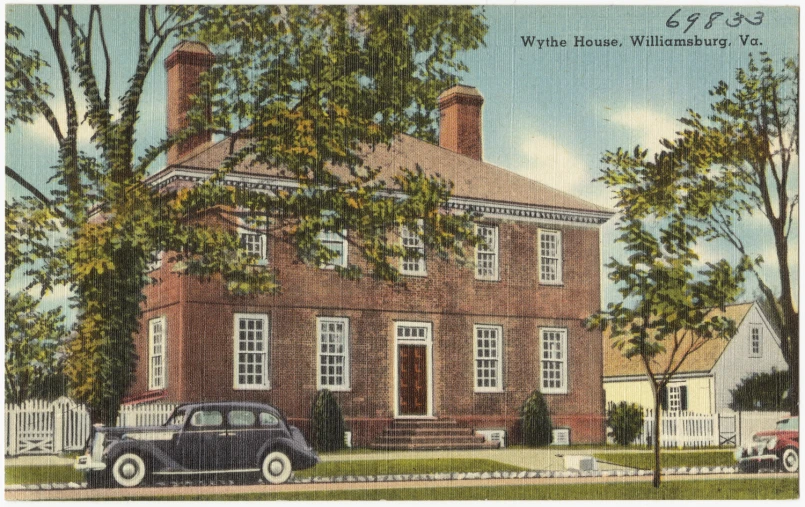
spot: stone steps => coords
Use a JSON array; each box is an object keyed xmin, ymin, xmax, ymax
[{"xmin": 369, "ymin": 418, "xmax": 500, "ymax": 451}]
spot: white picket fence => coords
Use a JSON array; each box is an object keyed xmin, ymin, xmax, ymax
[
  {"xmin": 634, "ymin": 409, "xmax": 719, "ymax": 448},
  {"xmin": 5, "ymin": 397, "xmax": 178, "ymax": 456}
]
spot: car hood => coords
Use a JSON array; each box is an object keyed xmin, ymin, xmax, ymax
[
  {"xmin": 95, "ymin": 425, "xmax": 182, "ymax": 438},
  {"xmin": 754, "ymin": 429, "xmax": 798, "ymax": 440}
]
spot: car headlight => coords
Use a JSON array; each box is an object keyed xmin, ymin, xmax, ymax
[
  {"xmin": 766, "ymin": 437, "xmax": 777, "ymax": 450},
  {"xmin": 735, "ymin": 447, "xmax": 745, "ymax": 460}
]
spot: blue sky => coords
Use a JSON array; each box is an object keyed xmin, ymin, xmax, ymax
[{"xmin": 4, "ymin": 4, "xmax": 800, "ymax": 312}]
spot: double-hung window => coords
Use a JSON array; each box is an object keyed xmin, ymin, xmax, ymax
[
  {"xmin": 474, "ymin": 325, "xmax": 503, "ymax": 392},
  {"xmin": 239, "ymin": 230, "xmax": 268, "ymax": 262},
  {"xmin": 148, "ymin": 317, "xmax": 167, "ymax": 390},
  {"xmin": 233, "ymin": 313, "xmax": 270, "ymax": 389},
  {"xmin": 540, "ymin": 328, "xmax": 567, "ymax": 394},
  {"xmin": 317, "ymin": 317, "xmax": 350, "ymax": 390},
  {"xmin": 401, "ymin": 221, "xmax": 426, "ymax": 276},
  {"xmin": 538, "ymin": 229, "xmax": 562, "ymax": 284},
  {"xmin": 475, "ymin": 225, "xmax": 499, "ymax": 280},
  {"xmin": 318, "ymin": 230, "xmax": 348, "ymax": 268},
  {"xmin": 750, "ymin": 326, "xmax": 763, "ymax": 357}
]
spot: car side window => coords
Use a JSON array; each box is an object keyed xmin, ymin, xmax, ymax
[
  {"xmin": 189, "ymin": 410, "xmax": 223, "ymax": 428},
  {"xmin": 259, "ymin": 412, "xmax": 279, "ymax": 426},
  {"xmin": 228, "ymin": 410, "xmax": 256, "ymax": 427}
]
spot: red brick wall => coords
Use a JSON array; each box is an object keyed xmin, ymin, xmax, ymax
[{"xmin": 136, "ymin": 219, "xmax": 606, "ymax": 444}]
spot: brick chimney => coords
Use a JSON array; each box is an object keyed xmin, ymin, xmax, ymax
[
  {"xmin": 438, "ymin": 85, "xmax": 484, "ymax": 161},
  {"xmin": 165, "ymin": 41, "xmax": 215, "ymax": 165}
]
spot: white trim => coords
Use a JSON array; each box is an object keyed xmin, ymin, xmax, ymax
[
  {"xmin": 538, "ymin": 229, "xmax": 563, "ymax": 285},
  {"xmin": 393, "ymin": 321, "xmax": 434, "ymax": 418},
  {"xmin": 475, "ymin": 224, "xmax": 499, "ymax": 281},
  {"xmin": 316, "ymin": 317, "xmax": 351, "ymax": 391},
  {"xmin": 237, "ymin": 227, "xmax": 268, "ymax": 263},
  {"xmin": 749, "ymin": 324, "xmax": 763, "ymax": 358},
  {"xmin": 148, "ymin": 316, "xmax": 167, "ymax": 391},
  {"xmin": 540, "ymin": 327, "xmax": 568, "ymax": 394},
  {"xmin": 318, "ymin": 229, "xmax": 348, "ymax": 269},
  {"xmin": 400, "ymin": 221, "xmax": 427, "ymax": 276},
  {"xmin": 233, "ymin": 313, "xmax": 271, "ymax": 390},
  {"xmin": 473, "ymin": 324, "xmax": 504, "ymax": 392}
]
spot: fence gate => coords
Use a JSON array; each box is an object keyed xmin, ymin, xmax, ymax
[{"xmin": 718, "ymin": 413, "xmax": 737, "ymax": 447}]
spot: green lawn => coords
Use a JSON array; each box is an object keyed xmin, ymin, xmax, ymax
[
  {"xmin": 95, "ymin": 478, "xmax": 799, "ymax": 501},
  {"xmin": 5, "ymin": 465, "xmax": 84, "ymax": 485},
  {"xmin": 295, "ymin": 458, "xmax": 525, "ymax": 478},
  {"xmin": 593, "ymin": 450, "xmax": 737, "ymax": 470}
]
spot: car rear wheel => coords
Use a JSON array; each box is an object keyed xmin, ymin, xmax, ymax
[
  {"xmin": 261, "ymin": 451, "xmax": 292, "ymax": 484},
  {"xmin": 779, "ymin": 447, "xmax": 799, "ymax": 473},
  {"xmin": 111, "ymin": 452, "xmax": 149, "ymax": 487}
]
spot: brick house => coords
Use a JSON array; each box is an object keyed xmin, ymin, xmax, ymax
[{"xmin": 127, "ymin": 42, "xmax": 613, "ymax": 447}]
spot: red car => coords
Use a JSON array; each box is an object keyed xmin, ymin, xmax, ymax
[{"xmin": 736, "ymin": 416, "xmax": 798, "ymax": 473}]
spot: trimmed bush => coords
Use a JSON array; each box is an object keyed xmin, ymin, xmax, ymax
[
  {"xmin": 311, "ymin": 389, "xmax": 346, "ymax": 451},
  {"xmin": 520, "ymin": 390, "xmax": 552, "ymax": 447},
  {"xmin": 607, "ymin": 401, "xmax": 644, "ymax": 446}
]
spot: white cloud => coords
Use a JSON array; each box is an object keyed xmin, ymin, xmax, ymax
[{"xmin": 608, "ymin": 107, "xmax": 680, "ymax": 153}]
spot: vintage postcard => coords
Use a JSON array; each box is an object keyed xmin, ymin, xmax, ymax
[{"xmin": 4, "ymin": 3, "xmax": 799, "ymax": 501}]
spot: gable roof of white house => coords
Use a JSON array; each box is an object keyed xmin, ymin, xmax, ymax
[{"xmin": 603, "ymin": 302, "xmax": 781, "ymax": 378}]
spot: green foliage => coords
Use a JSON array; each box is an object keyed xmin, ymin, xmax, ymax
[
  {"xmin": 730, "ymin": 369, "xmax": 790, "ymax": 411},
  {"xmin": 607, "ymin": 402, "xmax": 645, "ymax": 446},
  {"xmin": 5, "ymin": 6, "xmax": 487, "ymax": 424},
  {"xmin": 520, "ymin": 390, "xmax": 553, "ymax": 447},
  {"xmin": 311, "ymin": 389, "xmax": 347, "ymax": 452}
]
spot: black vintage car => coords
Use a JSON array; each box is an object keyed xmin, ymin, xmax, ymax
[{"xmin": 75, "ymin": 401, "xmax": 319, "ymax": 487}]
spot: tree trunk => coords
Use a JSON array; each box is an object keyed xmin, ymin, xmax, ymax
[{"xmin": 653, "ymin": 397, "xmax": 662, "ymax": 487}]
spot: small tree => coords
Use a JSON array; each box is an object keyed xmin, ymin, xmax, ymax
[
  {"xmin": 311, "ymin": 389, "xmax": 346, "ymax": 452},
  {"xmin": 730, "ymin": 370, "xmax": 790, "ymax": 412},
  {"xmin": 607, "ymin": 402, "xmax": 644, "ymax": 446},
  {"xmin": 520, "ymin": 390, "xmax": 553, "ymax": 447}
]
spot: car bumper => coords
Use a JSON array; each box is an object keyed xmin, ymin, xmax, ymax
[
  {"xmin": 75, "ymin": 454, "xmax": 107, "ymax": 472},
  {"xmin": 737, "ymin": 454, "xmax": 779, "ymax": 469}
]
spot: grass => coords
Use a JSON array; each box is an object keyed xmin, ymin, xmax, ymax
[
  {"xmin": 96, "ymin": 478, "xmax": 799, "ymax": 501},
  {"xmin": 594, "ymin": 450, "xmax": 737, "ymax": 470},
  {"xmin": 4, "ymin": 458, "xmax": 521, "ymax": 486},
  {"xmin": 5, "ymin": 465, "xmax": 84, "ymax": 485}
]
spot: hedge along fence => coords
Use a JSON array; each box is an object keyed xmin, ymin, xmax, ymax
[{"xmin": 5, "ymin": 398, "xmax": 178, "ymax": 456}]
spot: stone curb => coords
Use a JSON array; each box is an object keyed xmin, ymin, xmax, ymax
[{"xmin": 5, "ymin": 467, "xmax": 749, "ymax": 491}]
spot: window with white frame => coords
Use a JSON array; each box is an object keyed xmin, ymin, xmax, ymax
[
  {"xmin": 233, "ymin": 314, "xmax": 270, "ymax": 389},
  {"xmin": 317, "ymin": 317, "xmax": 350, "ymax": 390},
  {"xmin": 318, "ymin": 230, "xmax": 348, "ymax": 268},
  {"xmin": 148, "ymin": 317, "xmax": 167, "ymax": 390},
  {"xmin": 401, "ymin": 221, "xmax": 426, "ymax": 276},
  {"xmin": 541, "ymin": 328, "xmax": 567, "ymax": 394},
  {"xmin": 474, "ymin": 325, "xmax": 503, "ymax": 391},
  {"xmin": 239, "ymin": 230, "xmax": 267, "ymax": 262},
  {"xmin": 475, "ymin": 225, "xmax": 499, "ymax": 280},
  {"xmin": 539, "ymin": 229, "xmax": 562, "ymax": 284},
  {"xmin": 750, "ymin": 326, "xmax": 763, "ymax": 357},
  {"xmin": 147, "ymin": 251, "xmax": 164, "ymax": 272}
]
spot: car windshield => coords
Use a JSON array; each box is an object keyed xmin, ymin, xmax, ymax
[
  {"xmin": 776, "ymin": 417, "xmax": 798, "ymax": 431},
  {"xmin": 164, "ymin": 408, "xmax": 187, "ymax": 426}
]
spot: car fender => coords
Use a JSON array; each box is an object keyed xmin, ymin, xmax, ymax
[
  {"xmin": 256, "ymin": 437, "xmax": 316, "ymax": 470},
  {"xmin": 775, "ymin": 437, "xmax": 799, "ymax": 454},
  {"xmin": 105, "ymin": 440, "xmax": 181, "ymax": 471}
]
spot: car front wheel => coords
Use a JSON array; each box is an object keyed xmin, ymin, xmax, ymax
[
  {"xmin": 779, "ymin": 447, "xmax": 799, "ymax": 473},
  {"xmin": 261, "ymin": 451, "xmax": 292, "ymax": 484},
  {"xmin": 111, "ymin": 452, "xmax": 149, "ymax": 487}
]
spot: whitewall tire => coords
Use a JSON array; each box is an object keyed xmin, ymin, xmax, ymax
[
  {"xmin": 780, "ymin": 447, "xmax": 799, "ymax": 473},
  {"xmin": 111, "ymin": 452, "xmax": 148, "ymax": 487},
  {"xmin": 261, "ymin": 451, "xmax": 292, "ymax": 484}
]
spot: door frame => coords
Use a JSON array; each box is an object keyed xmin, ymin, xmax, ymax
[{"xmin": 392, "ymin": 321, "xmax": 434, "ymax": 419}]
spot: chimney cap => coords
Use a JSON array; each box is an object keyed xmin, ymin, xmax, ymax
[
  {"xmin": 438, "ymin": 84, "xmax": 483, "ymax": 109},
  {"xmin": 165, "ymin": 41, "xmax": 214, "ymax": 69},
  {"xmin": 170, "ymin": 40, "xmax": 213, "ymax": 55}
]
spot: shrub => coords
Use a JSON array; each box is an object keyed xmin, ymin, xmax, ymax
[
  {"xmin": 520, "ymin": 390, "xmax": 552, "ymax": 447},
  {"xmin": 729, "ymin": 369, "xmax": 790, "ymax": 411},
  {"xmin": 607, "ymin": 401, "xmax": 644, "ymax": 446},
  {"xmin": 311, "ymin": 389, "xmax": 346, "ymax": 451}
]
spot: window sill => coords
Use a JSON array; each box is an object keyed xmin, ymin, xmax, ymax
[
  {"xmin": 401, "ymin": 272, "xmax": 428, "ymax": 278},
  {"xmin": 233, "ymin": 385, "xmax": 272, "ymax": 391},
  {"xmin": 539, "ymin": 281, "xmax": 564, "ymax": 287},
  {"xmin": 475, "ymin": 276, "xmax": 500, "ymax": 282},
  {"xmin": 541, "ymin": 389, "xmax": 568, "ymax": 395},
  {"xmin": 318, "ymin": 386, "xmax": 351, "ymax": 392},
  {"xmin": 474, "ymin": 389, "xmax": 505, "ymax": 394}
]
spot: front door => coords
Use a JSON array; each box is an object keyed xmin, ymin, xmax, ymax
[{"xmin": 398, "ymin": 344, "xmax": 428, "ymax": 416}]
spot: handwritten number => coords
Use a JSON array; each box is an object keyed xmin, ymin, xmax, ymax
[
  {"xmin": 704, "ymin": 12, "xmax": 723, "ymax": 29},
  {"xmin": 666, "ymin": 8, "xmax": 681, "ymax": 28},
  {"xmin": 746, "ymin": 11, "xmax": 764, "ymax": 25},
  {"xmin": 726, "ymin": 12, "xmax": 743, "ymax": 28},
  {"xmin": 684, "ymin": 13, "xmax": 700, "ymax": 33}
]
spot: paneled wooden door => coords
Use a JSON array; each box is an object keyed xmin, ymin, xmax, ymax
[{"xmin": 398, "ymin": 345, "xmax": 427, "ymax": 416}]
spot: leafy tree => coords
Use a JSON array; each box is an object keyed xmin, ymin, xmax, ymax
[
  {"xmin": 596, "ymin": 54, "xmax": 799, "ymax": 415},
  {"xmin": 5, "ymin": 5, "xmax": 487, "ymax": 424},
  {"xmin": 730, "ymin": 369, "xmax": 790, "ymax": 412},
  {"xmin": 607, "ymin": 402, "xmax": 644, "ymax": 446},
  {"xmin": 520, "ymin": 390, "xmax": 553, "ymax": 447},
  {"xmin": 311, "ymin": 389, "xmax": 347, "ymax": 452},
  {"xmin": 587, "ymin": 211, "xmax": 748, "ymax": 487}
]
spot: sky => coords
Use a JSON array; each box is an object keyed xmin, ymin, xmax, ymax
[{"xmin": 4, "ymin": 4, "xmax": 800, "ymax": 316}]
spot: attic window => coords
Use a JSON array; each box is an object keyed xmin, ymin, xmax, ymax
[
  {"xmin": 750, "ymin": 326, "xmax": 763, "ymax": 357},
  {"xmin": 239, "ymin": 230, "xmax": 267, "ymax": 262}
]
